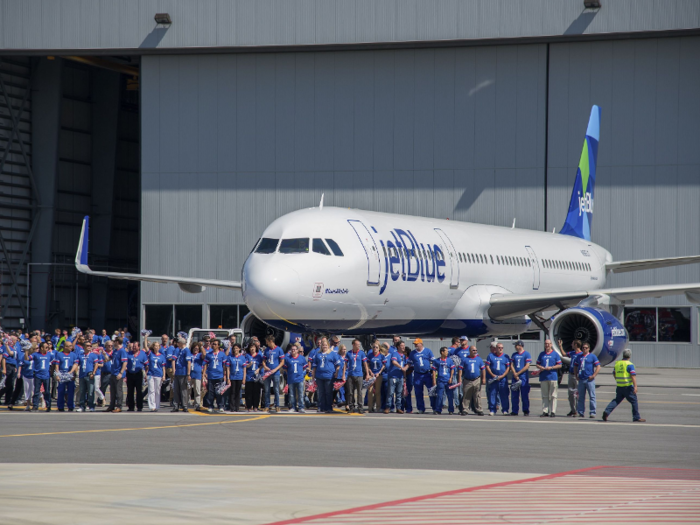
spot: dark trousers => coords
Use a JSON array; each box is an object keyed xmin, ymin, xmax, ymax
[
  {"xmin": 57, "ymin": 380, "xmax": 75, "ymax": 410},
  {"xmin": 412, "ymin": 371, "xmax": 433, "ymax": 412},
  {"xmin": 229, "ymin": 380, "xmax": 243, "ymax": 411},
  {"xmin": 1, "ymin": 364, "xmax": 17, "ymax": 404},
  {"xmin": 126, "ymin": 371, "xmax": 144, "ymax": 411},
  {"xmin": 403, "ymin": 372, "xmax": 414, "ymax": 412},
  {"xmin": 434, "ymin": 381, "xmax": 454, "ymax": 413},
  {"xmin": 604, "ymin": 385, "xmax": 641, "ymax": 421},
  {"xmin": 100, "ymin": 372, "xmax": 112, "ymax": 404},
  {"xmin": 12, "ymin": 371, "xmax": 24, "ymax": 403},
  {"xmin": 33, "ymin": 377, "xmax": 51, "ymax": 409},
  {"xmin": 317, "ymin": 378, "xmax": 333, "ymax": 412},
  {"xmin": 108, "ymin": 373, "xmax": 124, "ymax": 409},
  {"xmin": 511, "ymin": 380, "xmax": 531, "ymax": 414},
  {"xmin": 245, "ymin": 381, "xmax": 261, "ymax": 409},
  {"xmin": 207, "ymin": 378, "xmax": 224, "ymax": 409}
]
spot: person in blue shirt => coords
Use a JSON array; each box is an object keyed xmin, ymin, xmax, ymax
[
  {"xmin": 452, "ymin": 337, "xmax": 470, "ymax": 410},
  {"xmin": 146, "ymin": 342, "xmax": 167, "ymax": 411},
  {"xmin": 225, "ymin": 343, "xmax": 247, "ymax": 412},
  {"xmin": 262, "ymin": 335, "xmax": 285, "ymax": 413},
  {"xmin": 284, "ymin": 345, "xmax": 308, "ymax": 413},
  {"xmin": 345, "ymin": 340, "xmax": 369, "ymax": 413},
  {"xmin": 565, "ymin": 339, "xmax": 583, "ymax": 417},
  {"xmin": 53, "ymin": 342, "xmax": 79, "ymax": 411},
  {"xmin": 51, "ymin": 329, "xmax": 61, "ymax": 348},
  {"xmin": 446, "ymin": 336, "xmax": 460, "ymax": 357},
  {"xmin": 244, "ymin": 343, "xmax": 264, "ymax": 411},
  {"xmin": 485, "ymin": 342, "xmax": 511, "ymax": 416},
  {"xmin": 432, "ymin": 347, "xmax": 456, "ymax": 414},
  {"xmin": 574, "ymin": 342, "xmax": 600, "ymax": 418},
  {"xmin": 28, "ymin": 341, "xmax": 54, "ymax": 411},
  {"xmin": 334, "ymin": 345, "xmax": 348, "ymax": 409},
  {"xmin": 171, "ymin": 339, "xmax": 192, "ymax": 412},
  {"xmin": 190, "ymin": 342, "xmax": 205, "ymax": 410},
  {"xmin": 97, "ymin": 341, "xmax": 114, "ymax": 409},
  {"xmin": 536, "ymin": 339, "xmax": 562, "ymax": 417},
  {"xmin": 409, "ymin": 338, "xmax": 435, "ymax": 414},
  {"xmin": 385, "ymin": 342, "xmax": 409, "ymax": 414},
  {"xmin": 1, "ymin": 335, "xmax": 21, "ymax": 409},
  {"xmin": 107, "ymin": 338, "xmax": 128, "ymax": 413},
  {"xmin": 204, "ymin": 340, "xmax": 227, "ymax": 413},
  {"xmin": 19, "ymin": 343, "xmax": 35, "ymax": 411},
  {"xmin": 366, "ymin": 341, "xmax": 385, "ymax": 413},
  {"xmin": 457, "ymin": 345, "xmax": 485, "ymax": 416},
  {"xmin": 311, "ymin": 339, "xmax": 341, "ymax": 413},
  {"xmin": 509, "ymin": 341, "xmax": 532, "ymax": 416},
  {"xmin": 125, "ymin": 342, "xmax": 147, "ymax": 412},
  {"xmin": 76, "ymin": 342, "xmax": 102, "ymax": 412}
]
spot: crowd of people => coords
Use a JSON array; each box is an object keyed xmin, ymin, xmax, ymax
[{"xmin": 0, "ymin": 327, "xmax": 644, "ymax": 421}]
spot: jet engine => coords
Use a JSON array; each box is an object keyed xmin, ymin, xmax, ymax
[
  {"xmin": 550, "ymin": 307, "xmax": 628, "ymax": 367},
  {"xmin": 240, "ymin": 313, "xmax": 292, "ymax": 348}
]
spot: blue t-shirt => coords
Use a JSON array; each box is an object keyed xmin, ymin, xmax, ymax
[
  {"xmin": 409, "ymin": 348, "xmax": 434, "ymax": 374},
  {"xmin": 568, "ymin": 351, "xmax": 583, "ymax": 375},
  {"xmin": 54, "ymin": 351, "xmax": 78, "ymax": 373},
  {"xmin": 367, "ymin": 351, "xmax": 386, "ymax": 376},
  {"xmin": 79, "ymin": 351, "xmax": 102, "ymax": 378},
  {"xmin": 511, "ymin": 351, "xmax": 532, "ymax": 373},
  {"xmin": 537, "ymin": 351, "xmax": 562, "ymax": 381},
  {"xmin": 246, "ymin": 353, "xmax": 263, "ymax": 381},
  {"xmin": 127, "ymin": 351, "xmax": 148, "ymax": 374},
  {"xmin": 2, "ymin": 342, "xmax": 21, "ymax": 367},
  {"xmin": 111, "ymin": 348, "xmax": 128, "ymax": 375},
  {"xmin": 335, "ymin": 355, "xmax": 347, "ymax": 380},
  {"xmin": 174, "ymin": 348, "xmax": 192, "ymax": 376},
  {"xmin": 312, "ymin": 351, "xmax": 340, "ymax": 380},
  {"xmin": 577, "ymin": 353, "xmax": 600, "ymax": 380},
  {"xmin": 459, "ymin": 355, "xmax": 485, "ymax": 381},
  {"xmin": 20, "ymin": 352, "xmax": 34, "ymax": 379},
  {"xmin": 387, "ymin": 352, "xmax": 406, "ymax": 379},
  {"xmin": 148, "ymin": 353, "xmax": 167, "ymax": 377},
  {"xmin": 432, "ymin": 357, "xmax": 455, "ymax": 384},
  {"xmin": 346, "ymin": 350, "xmax": 367, "ymax": 377},
  {"xmin": 486, "ymin": 353, "xmax": 510, "ymax": 377},
  {"xmin": 284, "ymin": 355, "xmax": 308, "ymax": 383},
  {"xmin": 227, "ymin": 354, "xmax": 248, "ymax": 381},
  {"xmin": 263, "ymin": 346, "xmax": 285, "ymax": 376},
  {"xmin": 446, "ymin": 345, "xmax": 459, "ymax": 357},
  {"xmin": 205, "ymin": 351, "xmax": 226, "ymax": 380},
  {"xmin": 191, "ymin": 354, "xmax": 205, "ymax": 380}
]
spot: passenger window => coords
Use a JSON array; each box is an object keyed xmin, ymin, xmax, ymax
[
  {"xmin": 490, "ymin": 255, "xmax": 494, "ymax": 264},
  {"xmin": 255, "ymin": 238, "xmax": 279, "ymax": 254},
  {"xmin": 312, "ymin": 238, "xmax": 331, "ymax": 256},
  {"xmin": 325, "ymin": 239, "xmax": 344, "ymax": 256},
  {"xmin": 279, "ymin": 238, "xmax": 309, "ymax": 254},
  {"xmin": 382, "ymin": 245, "xmax": 387, "ymax": 257}
]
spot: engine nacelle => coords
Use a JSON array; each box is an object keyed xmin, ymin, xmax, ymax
[
  {"xmin": 241, "ymin": 313, "xmax": 293, "ymax": 349},
  {"xmin": 550, "ymin": 307, "xmax": 627, "ymax": 367}
]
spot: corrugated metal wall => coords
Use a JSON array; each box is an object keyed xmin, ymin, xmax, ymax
[{"xmin": 141, "ymin": 36, "xmax": 700, "ymax": 367}]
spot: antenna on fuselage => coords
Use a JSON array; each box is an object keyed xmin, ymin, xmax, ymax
[
  {"xmin": 512, "ymin": 218, "xmax": 516, "ymax": 229},
  {"xmin": 319, "ymin": 193, "xmax": 324, "ymax": 211}
]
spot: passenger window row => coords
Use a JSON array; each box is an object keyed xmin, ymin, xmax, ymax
[
  {"xmin": 253, "ymin": 238, "xmax": 344, "ymax": 256},
  {"xmin": 543, "ymin": 259, "xmax": 590, "ymax": 272}
]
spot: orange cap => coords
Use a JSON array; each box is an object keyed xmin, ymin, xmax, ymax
[{"xmin": 413, "ymin": 338, "xmax": 423, "ymax": 344}]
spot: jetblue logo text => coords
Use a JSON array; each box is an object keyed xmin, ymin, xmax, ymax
[{"xmin": 578, "ymin": 191, "xmax": 593, "ymax": 216}]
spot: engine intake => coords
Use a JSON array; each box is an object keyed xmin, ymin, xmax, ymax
[
  {"xmin": 241, "ymin": 313, "xmax": 290, "ymax": 348},
  {"xmin": 550, "ymin": 307, "xmax": 628, "ymax": 367}
]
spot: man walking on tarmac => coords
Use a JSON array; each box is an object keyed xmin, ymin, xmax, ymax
[{"xmin": 602, "ymin": 348, "xmax": 646, "ymax": 422}]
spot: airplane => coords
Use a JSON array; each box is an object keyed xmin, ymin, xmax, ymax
[{"xmin": 75, "ymin": 105, "xmax": 700, "ymax": 367}]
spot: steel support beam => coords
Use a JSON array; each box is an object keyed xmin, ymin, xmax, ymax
[{"xmin": 30, "ymin": 57, "xmax": 64, "ymax": 328}]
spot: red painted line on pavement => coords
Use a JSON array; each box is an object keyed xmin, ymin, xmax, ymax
[{"xmin": 265, "ymin": 465, "xmax": 611, "ymax": 525}]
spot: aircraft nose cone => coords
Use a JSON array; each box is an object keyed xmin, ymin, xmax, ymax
[{"xmin": 243, "ymin": 258, "xmax": 300, "ymax": 320}]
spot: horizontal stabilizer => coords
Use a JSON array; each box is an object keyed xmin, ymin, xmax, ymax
[
  {"xmin": 606, "ymin": 255, "xmax": 700, "ymax": 274},
  {"xmin": 75, "ymin": 216, "xmax": 242, "ymax": 292}
]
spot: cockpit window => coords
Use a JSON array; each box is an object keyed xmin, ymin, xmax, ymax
[
  {"xmin": 255, "ymin": 238, "xmax": 279, "ymax": 254},
  {"xmin": 279, "ymin": 238, "xmax": 309, "ymax": 254},
  {"xmin": 312, "ymin": 238, "xmax": 331, "ymax": 255},
  {"xmin": 325, "ymin": 239, "xmax": 344, "ymax": 257}
]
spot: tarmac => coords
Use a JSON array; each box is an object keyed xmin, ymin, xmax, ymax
[{"xmin": 0, "ymin": 367, "xmax": 698, "ymax": 524}]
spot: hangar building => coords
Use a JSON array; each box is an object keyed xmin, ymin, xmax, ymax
[{"xmin": 1, "ymin": 0, "xmax": 699, "ymax": 366}]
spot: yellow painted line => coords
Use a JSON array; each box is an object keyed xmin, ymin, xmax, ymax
[{"xmin": 0, "ymin": 414, "xmax": 270, "ymax": 439}]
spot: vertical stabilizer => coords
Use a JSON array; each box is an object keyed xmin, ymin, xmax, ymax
[{"xmin": 560, "ymin": 105, "xmax": 600, "ymax": 241}]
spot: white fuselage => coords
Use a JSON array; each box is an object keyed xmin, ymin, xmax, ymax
[{"xmin": 242, "ymin": 206, "xmax": 611, "ymax": 338}]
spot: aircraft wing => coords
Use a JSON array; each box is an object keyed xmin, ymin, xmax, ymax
[
  {"xmin": 75, "ymin": 217, "xmax": 242, "ymax": 293},
  {"xmin": 606, "ymin": 255, "xmax": 700, "ymax": 274},
  {"xmin": 488, "ymin": 283, "xmax": 700, "ymax": 320}
]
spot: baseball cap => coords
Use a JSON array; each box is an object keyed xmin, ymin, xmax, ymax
[
  {"xmin": 413, "ymin": 338, "xmax": 423, "ymax": 344},
  {"xmin": 459, "ymin": 335, "xmax": 468, "ymax": 341},
  {"xmin": 514, "ymin": 340, "xmax": 524, "ymax": 346}
]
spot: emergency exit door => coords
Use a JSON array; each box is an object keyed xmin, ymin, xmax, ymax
[
  {"xmin": 348, "ymin": 219, "xmax": 381, "ymax": 286},
  {"xmin": 434, "ymin": 228, "xmax": 460, "ymax": 289},
  {"xmin": 525, "ymin": 245, "xmax": 540, "ymax": 290}
]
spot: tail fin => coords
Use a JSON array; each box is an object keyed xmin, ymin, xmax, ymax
[{"xmin": 560, "ymin": 105, "xmax": 600, "ymax": 241}]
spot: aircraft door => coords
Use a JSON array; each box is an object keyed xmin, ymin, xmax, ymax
[
  {"xmin": 434, "ymin": 228, "xmax": 460, "ymax": 289},
  {"xmin": 525, "ymin": 245, "xmax": 540, "ymax": 290},
  {"xmin": 348, "ymin": 219, "xmax": 381, "ymax": 286}
]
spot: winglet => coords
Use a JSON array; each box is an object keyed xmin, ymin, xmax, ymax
[
  {"xmin": 75, "ymin": 216, "xmax": 90, "ymax": 272},
  {"xmin": 560, "ymin": 105, "xmax": 600, "ymax": 241},
  {"xmin": 319, "ymin": 193, "xmax": 324, "ymax": 211}
]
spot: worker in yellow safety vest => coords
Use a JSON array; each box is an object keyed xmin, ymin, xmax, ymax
[{"xmin": 602, "ymin": 348, "xmax": 645, "ymax": 422}]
